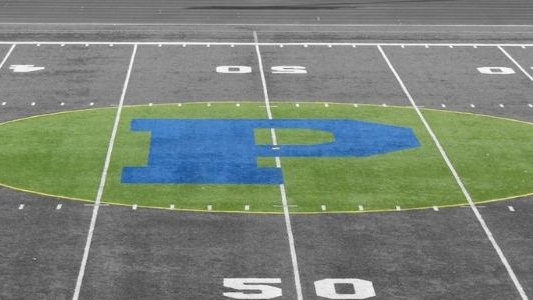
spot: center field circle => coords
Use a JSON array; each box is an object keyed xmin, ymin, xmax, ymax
[{"xmin": 0, "ymin": 102, "xmax": 532, "ymax": 213}]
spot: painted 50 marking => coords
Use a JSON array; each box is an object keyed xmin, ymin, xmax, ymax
[
  {"xmin": 216, "ymin": 66, "xmax": 308, "ymax": 74},
  {"xmin": 223, "ymin": 278, "xmax": 375, "ymax": 299}
]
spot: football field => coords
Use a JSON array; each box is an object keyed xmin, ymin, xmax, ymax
[{"xmin": 1, "ymin": 37, "xmax": 533, "ymax": 299}]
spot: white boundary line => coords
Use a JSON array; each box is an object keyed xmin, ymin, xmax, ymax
[
  {"xmin": 1, "ymin": 22, "xmax": 533, "ymax": 27},
  {"xmin": 0, "ymin": 41, "xmax": 532, "ymax": 47},
  {"xmin": 499, "ymin": 46, "xmax": 533, "ymax": 83},
  {"xmin": 0, "ymin": 44, "xmax": 15, "ymax": 69},
  {"xmin": 377, "ymin": 45, "xmax": 529, "ymax": 300},
  {"xmin": 254, "ymin": 31, "xmax": 303, "ymax": 300},
  {"xmin": 72, "ymin": 44, "xmax": 138, "ymax": 300}
]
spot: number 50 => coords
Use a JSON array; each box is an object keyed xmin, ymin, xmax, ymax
[{"xmin": 223, "ymin": 278, "xmax": 375, "ymax": 299}]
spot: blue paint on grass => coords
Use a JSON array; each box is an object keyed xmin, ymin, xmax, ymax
[{"xmin": 121, "ymin": 119, "xmax": 419, "ymax": 184}]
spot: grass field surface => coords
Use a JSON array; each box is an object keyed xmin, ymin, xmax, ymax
[{"xmin": 0, "ymin": 102, "xmax": 532, "ymax": 213}]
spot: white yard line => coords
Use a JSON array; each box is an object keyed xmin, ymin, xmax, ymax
[
  {"xmin": 72, "ymin": 44, "xmax": 138, "ymax": 300},
  {"xmin": 378, "ymin": 45, "xmax": 529, "ymax": 300},
  {"xmin": 0, "ymin": 41, "xmax": 531, "ymax": 47},
  {"xmin": 498, "ymin": 46, "xmax": 533, "ymax": 83},
  {"xmin": 254, "ymin": 31, "xmax": 303, "ymax": 300},
  {"xmin": 0, "ymin": 44, "xmax": 15, "ymax": 69}
]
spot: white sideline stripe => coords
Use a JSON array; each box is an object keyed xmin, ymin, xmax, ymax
[
  {"xmin": 499, "ymin": 46, "xmax": 533, "ymax": 83},
  {"xmin": 2, "ymin": 22, "xmax": 533, "ymax": 27},
  {"xmin": 254, "ymin": 31, "xmax": 303, "ymax": 300},
  {"xmin": 378, "ymin": 45, "xmax": 529, "ymax": 300},
  {"xmin": 0, "ymin": 41, "xmax": 532, "ymax": 47},
  {"xmin": 72, "ymin": 44, "xmax": 137, "ymax": 300},
  {"xmin": 0, "ymin": 44, "xmax": 15, "ymax": 70}
]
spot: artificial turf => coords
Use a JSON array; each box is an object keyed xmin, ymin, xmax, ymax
[{"xmin": 0, "ymin": 102, "xmax": 531, "ymax": 213}]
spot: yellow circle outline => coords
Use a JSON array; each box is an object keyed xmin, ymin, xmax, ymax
[{"xmin": 0, "ymin": 101, "xmax": 531, "ymax": 214}]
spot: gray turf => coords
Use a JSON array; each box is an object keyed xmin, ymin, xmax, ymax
[
  {"xmin": 0, "ymin": 44, "xmax": 132, "ymax": 122},
  {"xmin": 0, "ymin": 39, "xmax": 532, "ymax": 299},
  {"xmin": 79, "ymin": 208, "xmax": 297, "ymax": 300},
  {"xmin": 292, "ymin": 210, "xmax": 522, "ymax": 299},
  {"xmin": 126, "ymin": 45, "xmax": 264, "ymax": 104},
  {"xmin": 0, "ymin": 187, "xmax": 91, "ymax": 300}
]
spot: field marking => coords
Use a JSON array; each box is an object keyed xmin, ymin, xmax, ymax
[
  {"xmin": 254, "ymin": 31, "xmax": 303, "ymax": 300},
  {"xmin": 72, "ymin": 44, "xmax": 138, "ymax": 300},
  {"xmin": 0, "ymin": 44, "xmax": 15, "ymax": 70},
  {"xmin": 0, "ymin": 41, "xmax": 531, "ymax": 47},
  {"xmin": 0, "ymin": 100, "xmax": 531, "ymax": 213},
  {"xmin": 499, "ymin": 46, "xmax": 533, "ymax": 83},
  {"xmin": 2, "ymin": 22, "xmax": 533, "ymax": 27},
  {"xmin": 378, "ymin": 45, "xmax": 529, "ymax": 300}
]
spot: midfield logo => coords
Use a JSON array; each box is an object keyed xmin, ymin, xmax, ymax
[{"xmin": 121, "ymin": 119, "xmax": 419, "ymax": 184}]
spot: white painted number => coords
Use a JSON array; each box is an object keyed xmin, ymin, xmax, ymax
[
  {"xmin": 224, "ymin": 278, "xmax": 375, "ymax": 299},
  {"xmin": 271, "ymin": 66, "xmax": 307, "ymax": 74},
  {"xmin": 314, "ymin": 278, "xmax": 376, "ymax": 299},
  {"xmin": 216, "ymin": 66, "xmax": 252, "ymax": 74},
  {"xmin": 223, "ymin": 278, "xmax": 282, "ymax": 299},
  {"xmin": 477, "ymin": 67, "xmax": 515, "ymax": 75},
  {"xmin": 9, "ymin": 65, "xmax": 45, "ymax": 73},
  {"xmin": 216, "ymin": 66, "xmax": 307, "ymax": 74}
]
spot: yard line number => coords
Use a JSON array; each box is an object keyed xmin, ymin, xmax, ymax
[
  {"xmin": 223, "ymin": 278, "xmax": 375, "ymax": 299},
  {"xmin": 216, "ymin": 65, "xmax": 307, "ymax": 74}
]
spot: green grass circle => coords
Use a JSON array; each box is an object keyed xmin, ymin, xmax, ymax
[{"xmin": 0, "ymin": 102, "xmax": 532, "ymax": 213}]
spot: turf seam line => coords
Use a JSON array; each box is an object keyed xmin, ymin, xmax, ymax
[
  {"xmin": 378, "ymin": 45, "xmax": 529, "ymax": 300},
  {"xmin": 254, "ymin": 31, "xmax": 304, "ymax": 300},
  {"xmin": 72, "ymin": 44, "xmax": 138, "ymax": 300}
]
